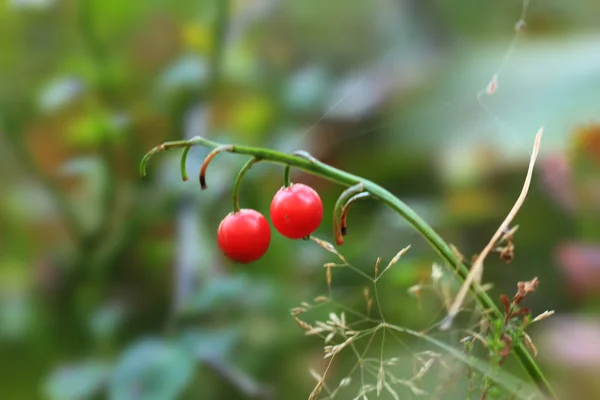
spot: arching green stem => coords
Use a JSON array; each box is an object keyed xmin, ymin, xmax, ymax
[
  {"xmin": 139, "ymin": 136, "xmax": 557, "ymax": 399},
  {"xmin": 233, "ymin": 158, "xmax": 261, "ymax": 212},
  {"xmin": 340, "ymin": 192, "xmax": 372, "ymax": 236}
]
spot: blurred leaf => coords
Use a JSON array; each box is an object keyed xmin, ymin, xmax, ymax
[
  {"xmin": 179, "ymin": 327, "xmax": 240, "ymax": 359},
  {"xmin": 182, "ymin": 23, "xmax": 213, "ymax": 54},
  {"xmin": 159, "ymin": 55, "xmax": 209, "ymax": 92},
  {"xmin": 182, "ymin": 275, "xmax": 247, "ymax": 314},
  {"xmin": 9, "ymin": 0, "xmax": 54, "ymax": 11},
  {"xmin": 58, "ymin": 157, "xmax": 103, "ymax": 177},
  {"xmin": 223, "ymin": 44, "xmax": 260, "ymax": 85},
  {"xmin": 110, "ymin": 113, "xmax": 130, "ymax": 131},
  {"xmin": 4, "ymin": 183, "xmax": 58, "ymax": 224},
  {"xmin": 44, "ymin": 361, "xmax": 110, "ymax": 400},
  {"xmin": 324, "ymin": 70, "xmax": 387, "ymax": 120},
  {"xmin": 0, "ymin": 294, "xmax": 32, "ymax": 340},
  {"xmin": 283, "ymin": 0, "xmax": 385, "ymax": 64},
  {"xmin": 109, "ymin": 338, "xmax": 196, "ymax": 400},
  {"xmin": 443, "ymin": 188, "xmax": 502, "ymax": 223},
  {"xmin": 57, "ymin": 156, "xmax": 107, "ymax": 232},
  {"xmin": 88, "ymin": 303, "xmax": 126, "ymax": 342},
  {"xmin": 229, "ymin": 95, "xmax": 274, "ymax": 137},
  {"xmin": 65, "ymin": 110, "xmax": 125, "ymax": 148},
  {"xmin": 182, "ymin": 275, "xmax": 274, "ymax": 315},
  {"xmin": 38, "ymin": 77, "xmax": 84, "ymax": 113},
  {"xmin": 91, "ymin": 0, "xmax": 139, "ymax": 43},
  {"xmin": 399, "ymin": 35, "xmax": 600, "ymax": 158},
  {"xmin": 284, "ymin": 65, "xmax": 331, "ymax": 113},
  {"xmin": 387, "ymin": 260, "xmax": 421, "ymax": 287},
  {"xmin": 0, "ymin": 258, "xmax": 30, "ymax": 292},
  {"xmin": 66, "ymin": 114, "xmax": 110, "ymax": 148}
]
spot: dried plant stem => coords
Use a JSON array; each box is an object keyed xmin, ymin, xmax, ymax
[
  {"xmin": 441, "ymin": 127, "xmax": 544, "ymax": 331},
  {"xmin": 333, "ymin": 183, "xmax": 365, "ymax": 244},
  {"xmin": 140, "ymin": 129, "xmax": 556, "ymax": 399},
  {"xmin": 199, "ymin": 145, "xmax": 234, "ymax": 189}
]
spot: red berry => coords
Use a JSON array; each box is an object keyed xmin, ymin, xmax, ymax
[
  {"xmin": 217, "ymin": 209, "xmax": 271, "ymax": 263},
  {"xmin": 270, "ymin": 183, "xmax": 323, "ymax": 239}
]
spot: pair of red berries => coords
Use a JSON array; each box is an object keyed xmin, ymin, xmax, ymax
[{"xmin": 217, "ymin": 183, "xmax": 323, "ymax": 263}]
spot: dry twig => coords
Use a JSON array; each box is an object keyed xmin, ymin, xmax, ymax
[{"xmin": 441, "ymin": 128, "xmax": 544, "ymax": 330}]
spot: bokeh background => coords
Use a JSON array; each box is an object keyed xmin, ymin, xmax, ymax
[{"xmin": 1, "ymin": 0, "xmax": 600, "ymax": 399}]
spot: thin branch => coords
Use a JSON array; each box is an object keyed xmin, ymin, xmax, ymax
[
  {"xmin": 207, "ymin": 0, "xmax": 231, "ymax": 94},
  {"xmin": 78, "ymin": 0, "xmax": 118, "ymax": 244}
]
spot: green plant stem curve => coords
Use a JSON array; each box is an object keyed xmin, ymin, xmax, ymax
[
  {"xmin": 232, "ymin": 157, "xmax": 261, "ymax": 212},
  {"xmin": 283, "ymin": 164, "xmax": 292, "ymax": 187},
  {"xmin": 139, "ymin": 136, "xmax": 557, "ymax": 399}
]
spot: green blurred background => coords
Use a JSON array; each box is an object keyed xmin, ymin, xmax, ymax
[{"xmin": 1, "ymin": 0, "xmax": 600, "ymax": 399}]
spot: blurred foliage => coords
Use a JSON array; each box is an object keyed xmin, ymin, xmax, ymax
[{"xmin": 0, "ymin": 0, "xmax": 599, "ymax": 399}]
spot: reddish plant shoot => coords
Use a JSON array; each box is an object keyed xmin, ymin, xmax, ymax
[
  {"xmin": 217, "ymin": 209, "xmax": 271, "ymax": 263},
  {"xmin": 199, "ymin": 145, "xmax": 234, "ymax": 189},
  {"xmin": 333, "ymin": 183, "xmax": 365, "ymax": 245},
  {"xmin": 486, "ymin": 74, "xmax": 498, "ymax": 95},
  {"xmin": 270, "ymin": 183, "xmax": 323, "ymax": 239},
  {"xmin": 340, "ymin": 192, "xmax": 371, "ymax": 237}
]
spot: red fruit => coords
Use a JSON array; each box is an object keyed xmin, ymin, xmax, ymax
[
  {"xmin": 217, "ymin": 209, "xmax": 271, "ymax": 263},
  {"xmin": 270, "ymin": 183, "xmax": 323, "ymax": 239}
]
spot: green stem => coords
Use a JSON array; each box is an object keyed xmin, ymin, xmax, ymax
[
  {"xmin": 79, "ymin": 0, "xmax": 120, "ymax": 245},
  {"xmin": 208, "ymin": 0, "xmax": 230, "ymax": 95},
  {"xmin": 283, "ymin": 164, "xmax": 291, "ymax": 187},
  {"xmin": 79, "ymin": 0, "xmax": 105, "ymax": 68},
  {"xmin": 181, "ymin": 146, "xmax": 191, "ymax": 181},
  {"xmin": 139, "ymin": 136, "xmax": 557, "ymax": 399},
  {"xmin": 232, "ymin": 158, "xmax": 261, "ymax": 212}
]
